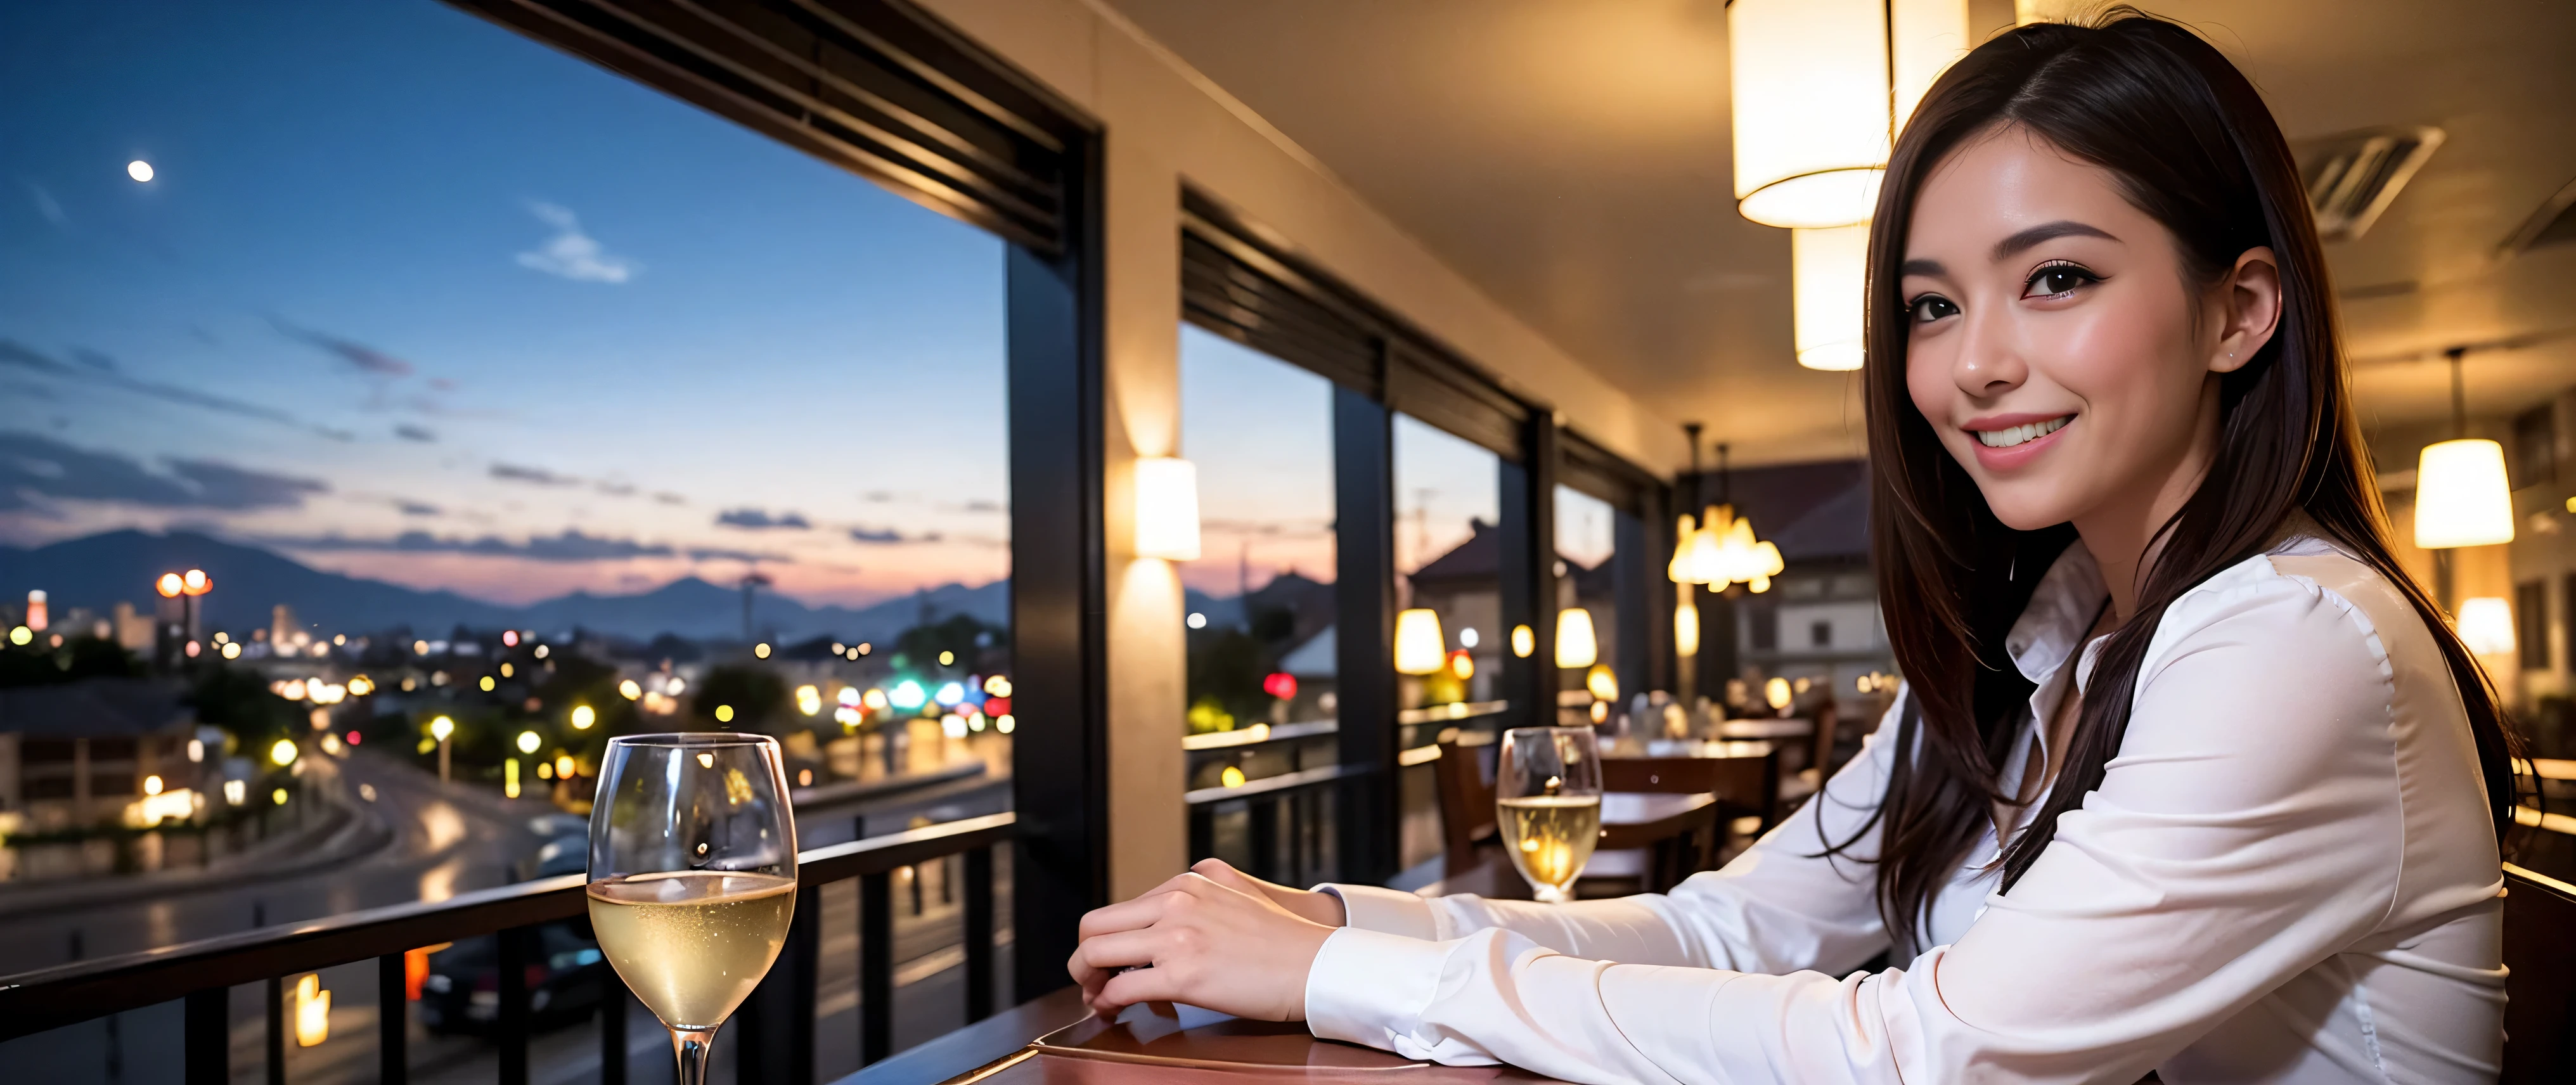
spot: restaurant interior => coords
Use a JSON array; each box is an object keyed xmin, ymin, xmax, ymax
[{"xmin": 2, "ymin": 0, "xmax": 2573, "ymax": 1082}]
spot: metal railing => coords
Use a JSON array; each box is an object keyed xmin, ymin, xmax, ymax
[
  {"xmin": 1185, "ymin": 764, "xmax": 1358, "ymax": 886},
  {"xmin": 0, "ymin": 811, "xmax": 1017, "ymax": 1085}
]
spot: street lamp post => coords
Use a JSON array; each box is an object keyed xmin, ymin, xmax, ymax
[
  {"xmin": 430, "ymin": 716, "xmax": 455, "ymax": 783},
  {"xmin": 156, "ymin": 569, "xmax": 213, "ymax": 662}
]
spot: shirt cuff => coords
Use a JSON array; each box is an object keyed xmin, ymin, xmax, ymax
[
  {"xmin": 1303, "ymin": 925, "xmax": 1451, "ymax": 1050},
  {"xmin": 1317, "ymin": 882, "xmax": 1439, "ymax": 940}
]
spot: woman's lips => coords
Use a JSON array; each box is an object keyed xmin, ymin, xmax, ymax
[{"xmin": 1969, "ymin": 416, "xmax": 2073, "ymax": 470}]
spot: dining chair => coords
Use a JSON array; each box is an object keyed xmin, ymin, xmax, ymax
[
  {"xmin": 2503, "ymin": 861, "xmax": 2576, "ymax": 1083},
  {"xmin": 1598, "ymin": 750, "xmax": 1781, "ymax": 887},
  {"xmin": 1430, "ymin": 738, "xmax": 1498, "ymax": 877}
]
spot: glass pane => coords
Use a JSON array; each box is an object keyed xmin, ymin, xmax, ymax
[
  {"xmin": 1553, "ymin": 484, "xmax": 1620, "ymax": 724},
  {"xmin": 0, "ymin": 2, "xmax": 1010, "ymax": 1077},
  {"xmin": 1392, "ymin": 414, "xmax": 1502, "ymax": 874}
]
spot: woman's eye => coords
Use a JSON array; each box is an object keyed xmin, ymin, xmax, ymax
[
  {"xmin": 2023, "ymin": 263, "xmax": 2100, "ymax": 299},
  {"xmin": 1907, "ymin": 295, "xmax": 1960, "ymax": 324}
]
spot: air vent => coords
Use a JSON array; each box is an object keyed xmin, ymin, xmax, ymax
[
  {"xmin": 2298, "ymin": 126, "xmax": 2444, "ymax": 242},
  {"xmin": 2502, "ymin": 176, "xmax": 2576, "ymax": 256}
]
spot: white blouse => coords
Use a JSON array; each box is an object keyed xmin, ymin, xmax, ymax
[{"xmin": 1309, "ymin": 537, "xmax": 2505, "ymax": 1084}]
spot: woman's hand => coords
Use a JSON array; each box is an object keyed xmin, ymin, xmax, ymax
[
  {"xmin": 1066, "ymin": 859, "xmax": 1342, "ymax": 1021},
  {"xmin": 1195, "ymin": 857, "xmax": 1348, "ymax": 926}
]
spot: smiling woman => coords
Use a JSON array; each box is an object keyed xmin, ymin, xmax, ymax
[{"xmin": 1067, "ymin": 13, "xmax": 2525, "ymax": 1083}]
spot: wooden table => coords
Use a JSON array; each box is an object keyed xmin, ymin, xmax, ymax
[{"xmin": 926, "ymin": 999, "xmax": 1570, "ymax": 1083}]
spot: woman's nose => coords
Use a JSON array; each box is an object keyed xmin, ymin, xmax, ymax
[{"xmin": 1952, "ymin": 307, "xmax": 2026, "ymax": 397}]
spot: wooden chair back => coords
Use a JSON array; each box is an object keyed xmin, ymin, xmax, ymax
[
  {"xmin": 2504, "ymin": 862, "xmax": 2576, "ymax": 1083},
  {"xmin": 1601, "ymin": 750, "xmax": 1781, "ymax": 835},
  {"xmin": 1808, "ymin": 698, "xmax": 1841, "ymax": 778},
  {"xmin": 1431, "ymin": 740, "xmax": 1496, "ymax": 876}
]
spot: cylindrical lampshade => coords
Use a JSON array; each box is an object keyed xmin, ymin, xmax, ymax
[
  {"xmin": 1674, "ymin": 598, "xmax": 1701, "ymax": 657},
  {"xmin": 1890, "ymin": 0, "xmax": 1973, "ymax": 132},
  {"xmin": 1728, "ymin": 0, "xmax": 1890, "ymax": 228},
  {"xmin": 1132, "ymin": 456, "xmax": 1202, "ymax": 560},
  {"xmin": 2413, "ymin": 439, "xmax": 2515, "ymax": 549},
  {"xmin": 2456, "ymin": 596, "xmax": 2516, "ymax": 655},
  {"xmin": 1793, "ymin": 222, "xmax": 1871, "ymax": 371},
  {"xmin": 1555, "ymin": 607, "xmax": 1599, "ymax": 669},
  {"xmin": 1394, "ymin": 608, "xmax": 1447, "ymax": 675}
]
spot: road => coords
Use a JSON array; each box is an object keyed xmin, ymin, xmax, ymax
[{"xmin": 0, "ymin": 742, "xmax": 1017, "ymax": 1084}]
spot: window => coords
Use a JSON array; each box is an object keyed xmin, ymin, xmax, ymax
[
  {"xmin": 0, "ymin": 0, "xmax": 1056, "ymax": 1067},
  {"xmin": 1397, "ymin": 415, "xmax": 1504, "ymax": 709},
  {"xmin": 2513, "ymin": 404, "xmax": 2556, "ymax": 489},
  {"xmin": 1810, "ymin": 620, "xmax": 1834, "ymax": 648},
  {"xmin": 1177, "ymin": 326, "xmax": 1337, "ymax": 757}
]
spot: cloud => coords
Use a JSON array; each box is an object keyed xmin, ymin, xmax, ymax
[
  {"xmin": 848, "ymin": 525, "xmax": 943, "ymax": 544},
  {"xmin": 68, "ymin": 347, "xmax": 116, "ymax": 372},
  {"xmin": 654, "ymin": 492, "xmax": 686, "ymax": 505},
  {"xmin": 961, "ymin": 499, "xmax": 1005, "ymax": 513},
  {"xmin": 23, "ymin": 181, "xmax": 68, "ymax": 229},
  {"xmin": 688, "ymin": 546, "xmax": 792, "ymax": 563},
  {"xmin": 267, "ymin": 528, "xmax": 678, "ymax": 562},
  {"xmin": 273, "ymin": 321, "xmax": 415, "ymax": 377},
  {"xmin": 396, "ymin": 500, "xmax": 441, "ymax": 517},
  {"xmin": 595, "ymin": 480, "xmax": 636, "ymax": 497},
  {"xmin": 515, "ymin": 202, "xmax": 638, "ymax": 284},
  {"xmin": 490, "ymin": 462, "xmax": 577, "ymax": 486},
  {"xmin": 0, "ymin": 430, "xmax": 327, "ymax": 512},
  {"xmin": 716, "ymin": 508, "xmax": 811, "ymax": 530},
  {"xmin": 395, "ymin": 423, "xmax": 437, "ymax": 442},
  {"xmin": 0, "ymin": 338, "xmax": 350, "ymax": 440}
]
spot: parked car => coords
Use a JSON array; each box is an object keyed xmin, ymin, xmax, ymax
[{"xmin": 416, "ymin": 921, "xmax": 611, "ymax": 1034}]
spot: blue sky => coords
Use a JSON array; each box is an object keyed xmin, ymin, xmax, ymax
[{"xmin": 0, "ymin": 0, "xmax": 1009, "ymax": 607}]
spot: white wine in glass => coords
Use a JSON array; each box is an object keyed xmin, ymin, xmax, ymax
[
  {"xmin": 589, "ymin": 735, "xmax": 798, "ymax": 1083},
  {"xmin": 1497, "ymin": 727, "xmax": 1603, "ymax": 903}
]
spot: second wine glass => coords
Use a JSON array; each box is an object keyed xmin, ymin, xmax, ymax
[
  {"xmin": 587, "ymin": 733, "xmax": 799, "ymax": 1084},
  {"xmin": 1496, "ymin": 726, "xmax": 1602, "ymax": 903}
]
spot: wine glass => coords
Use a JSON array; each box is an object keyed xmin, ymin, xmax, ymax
[
  {"xmin": 1496, "ymin": 726, "xmax": 1602, "ymax": 903},
  {"xmin": 588, "ymin": 734, "xmax": 799, "ymax": 1084}
]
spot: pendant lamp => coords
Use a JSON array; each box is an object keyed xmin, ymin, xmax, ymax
[
  {"xmin": 1792, "ymin": 222, "xmax": 1871, "ymax": 370},
  {"xmin": 2413, "ymin": 348, "xmax": 2515, "ymax": 549},
  {"xmin": 1393, "ymin": 608, "xmax": 1447, "ymax": 676},
  {"xmin": 1727, "ymin": 0, "xmax": 1971, "ymax": 229}
]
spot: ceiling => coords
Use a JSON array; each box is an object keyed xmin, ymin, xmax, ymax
[{"xmin": 1103, "ymin": 0, "xmax": 2576, "ymax": 466}]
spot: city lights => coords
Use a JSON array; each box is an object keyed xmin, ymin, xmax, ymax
[
  {"xmin": 126, "ymin": 159, "xmax": 154, "ymax": 183},
  {"xmin": 557, "ymin": 754, "xmax": 576, "ymax": 778},
  {"xmin": 942, "ymin": 714, "xmax": 968, "ymax": 738},
  {"xmin": 1221, "ymin": 766, "xmax": 1246, "ymax": 788},
  {"xmin": 516, "ymin": 730, "xmax": 541, "ymax": 754},
  {"xmin": 505, "ymin": 757, "xmax": 520, "ymax": 799},
  {"xmin": 224, "ymin": 780, "xmax": 247, "ymax": 805},
  {"xmin": 619, "ymin": 679, "xmax": 643, "ymax": 700},
  {"xmin": 347, "ymin": 675, "xmax": 373, "ymax": 696},
  {"xmin": 863, "ymin": 688, "xmax": 889, "ymax": 711},
  {"xmin": 996, "ymin": 714, "xmax": 1015, "ymax": 734},
  {"xmin": 983, "ymin": 675, "xmax": 1012, "ymax": 698},
  {"xmin": 756, "ymin": 642, "xmax": 772, "ymax": 659},
  {"xmin": 184, "ymin": 569, "xmax": 209, "ymax": 594},
  {"xmin": 503, "ymin": 630, "xmax": 519, "ymax": 647},
  {"xmin": 293, "ymin": 975, "xmax": 330, "ymax": 1048},
  {"xmin": 534, "ymin": 643, "xmax": 550, "ymax": 658},
  {"xmin": 157, "ymin": 573, "xmax": 184, "ymax": 598},
  {"xmin": 144, "ymin": 774, "xmax": 164, "ymax": 796},
  {"xmin": 6, "ymin": 626, "xmax": 27, "ymax": 646},
  {"xmin": 1186, "ymin": 612, "xmax": 1207, "ymax": 629},
  {"xmin": 188, "ymin": 739, "xmax": 204, "ymax": 762},
  {"xmin": 938, "ymin": 650, "xmax": 955, "ymax": 666},
  {"xmin": 571, "ymin": 705, "xmax": 596, "ymax": 729},
  {"xmin": 273, "ymin": 788, "xmax": 290, "ymax": 806},
  {"xmin": 838, "ymin": 686, "xmax": 861, "ymax": 707},
  {"xmin": 890, "ymin": 680, "xmax": 926, "ymax": 710},
  {"xmin": 270, "ymin": 739, "xmax": 299, "ymax": 766},
  {"xmin": 934, "ymin": 681, "xmax": 965, "ymax": 707},
  {"xmin": 715, "ymin": 705, "xmax": 735, "ymax": 722},
  {"xmin": 429, "ymin": 716, "xmax": 455, "ymax": 741},
  {"xmin": 795, "ymin": 684, "xmax": 822, "ymax": 716},
  {"xmin": 500, "ymin": 662, "xmax": 514, "ymax": 677},
  {"xmin": 479, "ymin": 676, "xmax": 496, "ymax": 692}
]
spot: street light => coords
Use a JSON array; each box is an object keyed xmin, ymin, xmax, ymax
[
  {"xmin": 157, "ymin": 568, "xmax": 212, "ymax": 658},
  {"xmin": 429, "ymin": 716, "xmax": 455, "ymax": 783}
]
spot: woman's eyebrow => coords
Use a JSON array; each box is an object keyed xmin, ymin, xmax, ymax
[
  {"xmin": 1898, "ymin": 258, "xmax": 1945, "ymax": 278},
  {"xmin": 1992, "ymin": 220, "xmax": 2118, "ymax": 262}
]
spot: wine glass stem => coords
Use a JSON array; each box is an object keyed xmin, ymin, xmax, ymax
[{"xmin": 671, "ymin": 1027, "xmax": 716, "ymax": 1085}]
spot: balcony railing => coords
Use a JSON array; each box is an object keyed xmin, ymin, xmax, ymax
[{"xmin": 0, "ymin": 811, "xmax": 1016, "ymax": 1085}]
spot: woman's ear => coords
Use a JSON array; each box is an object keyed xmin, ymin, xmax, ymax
[{"xmin": 2210, "ymin": 247, "xmax": 2281, "ymax": 375}]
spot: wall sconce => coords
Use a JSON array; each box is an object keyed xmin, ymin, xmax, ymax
[
  {"xmin": 1510, "ymin": 624, "xmax": 1535, "ymax": 658},
  {"xmin": 1132, "ymin": 456, "xmax": 1202, "ymax": 560},
  {"xmin": 2456, "ymin": 596, "xmax": 2516, "ymax": 655},
  {"xmin": 1555, "ymin": 607, "xmax": 1599, "ymax": 669},
  {"xmin": 1394, "ymin": 608, "xmax": 1446, "ymax": 675}
]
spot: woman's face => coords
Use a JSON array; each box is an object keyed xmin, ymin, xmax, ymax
[{"xmin": 1900, "ymin": 125, "xmax": 2276, "ymax": 535}]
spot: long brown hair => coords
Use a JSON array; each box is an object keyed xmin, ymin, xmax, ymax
[{"xmin": 1843, "ymin": 10, "xmax": 2523, "ymax": 940}]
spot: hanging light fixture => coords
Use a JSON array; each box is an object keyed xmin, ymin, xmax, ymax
[
  {"xmin": 1393, "ymin": 608, "xmax": 1447, "ymax": 675},
  {"xmin": 2414, "ymin": 347, "xmax": 2515, "ymax": 549},
  {"xmin": 1555, "ymin": 607, "xmax": 1599, "ymax": 669},
  {"xmin": 1727, "ymin": 0, "xmax": 1971, "ymax": 229},
  {"xmin": 1791, "ymin": 222, "xmax": 1871, "ymax": 371},
  {"xmin": 1671, "ymin": 443, "xmax": 1786, "ymax": 593},
  {"xmin": 2456, "ymin": 597, "xmax": 2517, "ymax": 655}
]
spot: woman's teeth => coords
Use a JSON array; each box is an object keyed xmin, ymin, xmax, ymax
[{"xmin": 1975, "ymin": 416, "xmax": 2071, "ymax": 448}]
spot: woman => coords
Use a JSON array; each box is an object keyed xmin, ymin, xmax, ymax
[{"xmin": 1069, "ymin": 12, "xmax": 2522, "ymax": 1083}]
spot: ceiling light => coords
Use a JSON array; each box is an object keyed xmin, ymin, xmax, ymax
[
  {"xmin": 2414, "ymin": 349, "xmax": 2514, "ymax": 549},
  {"xmin": 1793, "ymin": 222, "xmax": 1871, "ymax": 369},
  {"xmin": 1727, "ymin": 0, "xmax": 1969, "ymax": 228}
]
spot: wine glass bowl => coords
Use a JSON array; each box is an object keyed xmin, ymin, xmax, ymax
[
  {"xmin": 1496, "ymin": 726, "xmax": 1604, "ymax": 903},
  {"xmin": 588, "ymin": 733, "xmax": 798, "ymax": 1082}
]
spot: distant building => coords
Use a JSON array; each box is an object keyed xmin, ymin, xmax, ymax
[
  {"xmin": 1403, "ymin": 518, "xmax": 1614, "ymax": 703},
  {"xmin": 0, "ymin": 678, "xmax": 198, "ymax": 831}
]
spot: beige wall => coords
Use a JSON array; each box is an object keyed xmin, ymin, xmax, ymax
[{"xmin": 919, "ymin": 0, "xmax": 1692, "ymax": 899}]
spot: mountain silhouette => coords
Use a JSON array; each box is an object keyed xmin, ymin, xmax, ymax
[{"xmin": 0, "ymin": 530, "xmax": 1007, "ymax": 643}]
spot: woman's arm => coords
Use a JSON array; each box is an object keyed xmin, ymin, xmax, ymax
[
  {"xmin": 1321, "ymin": 696, "xmax": 1907, "ymax": 976},
  {"xmin": 1301, "ymin": 574, "xmax": 2427, "ymax": 1083}
]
